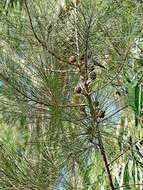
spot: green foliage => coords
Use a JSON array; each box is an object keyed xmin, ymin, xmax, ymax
[
  {"xmin": 0, "ymin": 0, "xmax": 143, "ymax": 190},
  {"xmin": 123, "ymin": 162, "xmax": 131, "ymax": 190}
]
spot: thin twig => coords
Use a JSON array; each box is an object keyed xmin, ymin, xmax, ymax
[
  {"xmin": 0, "ymin": 72, "xmax": 86, "ymax": 108},
  {"xmin": 101, "ymin": 105, "xmax": 128, "ymax": 123},
  {"xmin": 24, "ymin": 0, "xmax": 65, "ymax": 63},
  {"xmin": 107, "ymin": 141, "xmax": 138, "ymax": 167}
]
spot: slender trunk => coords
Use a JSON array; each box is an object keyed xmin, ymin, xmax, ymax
[
  {"xmin": 97, "ymin": 127, "xmax": 115, "ymax": 190},
  {"xmin": 86, "ymin": 95, "xmax": 115, "ymax": 190}
]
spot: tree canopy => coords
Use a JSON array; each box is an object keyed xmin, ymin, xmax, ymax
[{"xmin": 0, "ymin": 0, "xmax": 143, "ymax": 190}]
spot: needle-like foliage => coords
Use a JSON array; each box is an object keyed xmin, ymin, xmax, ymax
[{"xmin": 0, "ymin": 0, "xmax": 143, "ymax": 190}]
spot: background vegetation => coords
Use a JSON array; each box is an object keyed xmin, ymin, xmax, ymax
[{"xmin": 0, "ymin": 0, "xmax": 143, "ymax": 189}]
